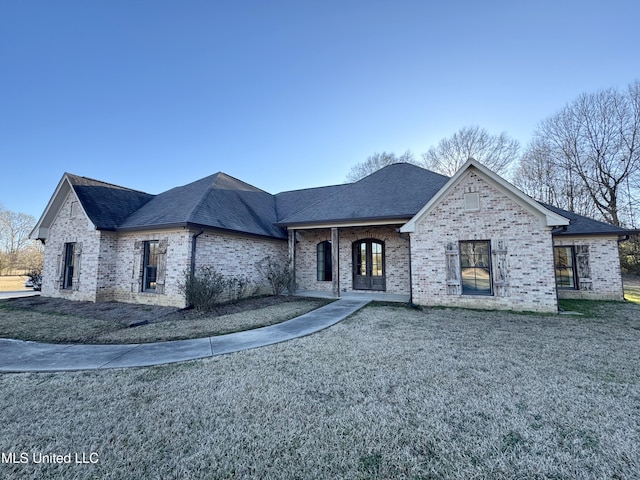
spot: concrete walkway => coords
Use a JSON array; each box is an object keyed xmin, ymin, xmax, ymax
[{"xmin": 0, "ymin": 298, "xmax": 369, "ymax": 373}]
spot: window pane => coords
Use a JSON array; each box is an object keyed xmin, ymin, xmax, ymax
[
  {"xmin": 460, "ymin": 240, "xmax": 492, "ymax": 295},
  {"xmin": 143, "ymin": 240, "xmax": 159, "ymax": 291},
  {"xmin": 64, "ymin": 243, "xmax": 75, "ymax": 289},
  {"xmin": 317, "ymin": 241, "xmax": 332, "ymax": 281},
  {"xmin": 554, "ymin": 246, "xmax": 576, "ymax": 288},
  {"xmin": 317, "ymin": 243, "xmax": 324, "ymax": 281},
  {"xmin": 359, "ymin": 243, "xmax": 367, "ymax": 275}
]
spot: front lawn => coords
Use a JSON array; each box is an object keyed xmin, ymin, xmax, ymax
[{"xmin": 1, "ymin": 300, "xmax": 639, "ymax": 479}]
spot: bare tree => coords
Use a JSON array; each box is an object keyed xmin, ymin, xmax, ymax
[
  {"xmin": 346, "ymin": 150, "xmax": 417, "ymax": 182},
  {"xmin": 530, "ymin": 81, "xmax": 640, "ymax": 226},
  {"xmin": 514, "ymin": 137, "xmax": 598, "ymax": 218},
  {"xmin": 421, "ymin": 126, "xmax": 520, "ymax": 177},
  {"xmin": 0, "ymin": 209, "xmax": 35, "ymax": 255},
  {"xmin": 0, "ymin": 208, "xmax": 37, "ymax": 273}
]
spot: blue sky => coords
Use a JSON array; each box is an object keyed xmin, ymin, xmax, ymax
[{"xmin": 1, "ymin": 0, "xmax": 639, "ymax": 220}]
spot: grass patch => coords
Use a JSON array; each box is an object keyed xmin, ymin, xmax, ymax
[
  {"xmin": 1, "ymin": 301, "xmax": 639, "ymax": 478},
  {"xmin": 0, "ymin": 275, "xmax": 28, "ymax": 291},
  {"xmin": 0, "ymin": 296, "xmax": 331, "ymax": 344},
  {"xmin": 557, "ymin": 298, "xmax": 613, "ymax": 316},
  {"xmin": 624, "ymin": 284, "xmax": 640, "ymax": 304}
]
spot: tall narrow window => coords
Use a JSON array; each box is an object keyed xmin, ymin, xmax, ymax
[
  {"xmin": 63, "ymin": 243, "xmax": 75, "ymax": 289},
  {"xmin": 317, "ymin": 241, "xmax": 332, "ymax": 281},
  {"xmin": 554, "ymin": 246, "xmax": 576, "ymax": 289},
  {"xmin": 459, "ymin": 240, "xmax": 492, "ymax": 295},
  {"xmin": 143, "ymin": 240, "xmax": 159, "ymax": 292}
]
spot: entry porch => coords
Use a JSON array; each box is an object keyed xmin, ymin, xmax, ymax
[{"xmin": 288, "ymin": 224, "xmax": 411, "ymax": 299}]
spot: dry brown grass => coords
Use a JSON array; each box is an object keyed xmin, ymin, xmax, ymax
[
  {"xmin": 0, "ymin": 296, "xmax": 330, "ymax": 344},
  {"xmin": 1, "ymin": 300, "xmax": 639, "ymax": 479},
  {"xmin": 0, "ymin": 275, "xmax": 28, "ymax": 291},
  {"xmin": 624, "ymin": 275, "xmax": 640, "ymax": 304}
]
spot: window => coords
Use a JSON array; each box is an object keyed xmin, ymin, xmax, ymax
[
  {"xmin": 554, "ymin": 246, "xmax": 576, "ymax": 289},
  {"xmin": 459, "ymin": 240, "xmax": 492, "ymax": 295},
  {"xmin": 317, "ymin": 241, "xmax": 332, "ymax": 281},
  {"xmin": 143, "ymin": 240, "xmax": 159, "ymax": 292},
  {"xmin": 63, "ymin": 243, "xmax": 75, "ymax": 289}
]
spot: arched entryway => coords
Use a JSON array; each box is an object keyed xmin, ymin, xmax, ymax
[{"xmin": 352, "ymin": 239, "xmax": 385, "ymax": 291}]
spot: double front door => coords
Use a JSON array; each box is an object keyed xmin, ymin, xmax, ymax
[{"xmin": 353, "ymin": 239, "xmax": 385, "ymax": 291}]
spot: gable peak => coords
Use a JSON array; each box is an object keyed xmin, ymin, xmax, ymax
[{"xmin": 208, "ymin": 172, "xmax": 268, "ymax": 193}]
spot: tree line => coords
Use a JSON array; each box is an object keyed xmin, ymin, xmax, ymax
[
  {"xmin": 347, "ymin": 80, "xmax": 640, "ymax": 274},
  {"xmin": 0, "ymin": 206, "xmax": 43, "ymax": 276}
]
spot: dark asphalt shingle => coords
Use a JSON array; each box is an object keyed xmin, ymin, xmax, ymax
[
  {"xmin": 118, "ymin": 173, "xmax": 286, "ymax": 238},
  {"xmin": 68, "ymin": 164, "xmax": 635, "ymax": 239},
  {"xmin": 541, "ymin": 203, "xmax": 636, "ymax": 236},
  {"xmin": 67, "ymin": 174, "xmax": 154, "ymax": 230},
  {"xmin": 276, "ymin": 163, "xmax": 450, "ymax": 226}
]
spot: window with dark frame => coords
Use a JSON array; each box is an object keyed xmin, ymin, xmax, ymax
[
  {"xmin": 63, "ymin": 242, "xmax": 75, "ymax": 289},
  {"xmin": 317, "ymin": 241, "xmax": 332, "ymax": 281},
  {"xmin": 554, "ymin": 246, "xmax": 577, "ymax": 289},
  {"xmin": 459, "ymin": 240, "xmax": 492, "ymax": 295},
  {"xmin": 143, "ymin": 240, "xmax": 159, "ymax": 292}
]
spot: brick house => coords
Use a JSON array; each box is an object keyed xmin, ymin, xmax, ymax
[{"xmin": 31, "ymin": 159, "xmax": 635, "ymax": 312}]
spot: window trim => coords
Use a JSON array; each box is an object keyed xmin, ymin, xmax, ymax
[
  {"xmin": 62, "ymin": 242, "xmax": 75, "ymax": 289},
  {"xmin": 142, "ymin": 240, "xmax": 159, "ymax": 292},
  {"xmin": 554, "ymin": 245, "xmax": 578, "ymax": 290},
  {"xmin": 317, "ymin": 240, "xmax": 332, "ymax": 282},
  {"xmin": 459, "ymin": 240, "xmax": 493, "ymax": 296}
]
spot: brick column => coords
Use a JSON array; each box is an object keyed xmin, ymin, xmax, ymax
[
  {"xmin": 288, "ymin": 229, "xmax": 296, "ymax": 293},
  {"xmin": 332, "ymin": 227, "xmax": 340, "ymax": 297}
]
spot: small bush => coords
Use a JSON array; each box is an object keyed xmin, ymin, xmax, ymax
[
  {"xmin": 179, "ymin": 266, "xmax": 226, "ymax": 311},
  {"xmin": 225, "ymin": 275, "xmax": 251, "ymax": 302},
  {"xmin": 26, "ymin": 267, "xmax": 43, "ymax": 290},
  {"xmin": 256, "ymin": 255, "xmax": 292, "ymax": 295}
]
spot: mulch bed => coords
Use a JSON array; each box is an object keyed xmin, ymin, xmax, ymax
[{"xmin": 4, "ymin": 295, "xmax": 302, "ymax": 324}]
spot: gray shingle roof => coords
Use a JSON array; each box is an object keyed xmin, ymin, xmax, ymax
[
  {"xmin": 541, "ymin": 203, "xmax": 637, "ymax": 236},
  {"xmin": 67, "ymin": 174, "xmax": 154, "ymax": 230},
  {"xmin": 275, "ymin": 184, "xmax": 348, "ymax": 221},
  {"xmin": 276, "ymin": 163, "xmax": 450, "ymax": 226},
  {"xmin": 117, "ymin": 173, "xmax": 286, "ymax": 239},
  {"xmin": 67, "ymin": 164, "xmax": 635, "ymax": 240}
]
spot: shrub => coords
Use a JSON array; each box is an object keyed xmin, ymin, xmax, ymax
[
  {"xmin": 225, "ymin": 275, "xmax": 251, "ymax": 302},
  {"xmin": 256, "ymin": 255, "xmax": 292, "ymax": 295},
  {"xmin": 179, "ymin": 266, "xmax": 226, "ymax": 311},
  {"xmin": 26, "ymin": 267, "xmax": 43, "ymax": 290}
]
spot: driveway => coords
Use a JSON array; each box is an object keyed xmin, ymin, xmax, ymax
[{"xmin": 0, "ymin": 290, "xmax": 40, "ymax": 300}]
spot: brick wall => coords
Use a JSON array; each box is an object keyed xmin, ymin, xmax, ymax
[
  {"xmin": 294, "ymin": 226, "xmax": 410, "ymax": 294},
  {"xmin": 194, "ymin": 231, "xmax": 287, "ymax": 296},
  {"xmin": 410, "ymin": 170, "xmax": 558, "ymax": 312},
  {"xmin": 108, "ymin": 230, "xmax": 192, "ymax": 307},
  {"xmin": 553, "ymin": 235, "xmax": 624, "ymax": 300},
  {"xmin": 41, "ymin": 190, "xmax": 100, "ymax": 302}
]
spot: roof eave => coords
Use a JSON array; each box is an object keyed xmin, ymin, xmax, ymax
[
  {"xmin": 278, "ymin": 215, "xmax": 412, "ymax": 229},
  {"xmin": 552, "ymin": 228, "xmax": 640, "ymax": 237},
  {"xmin": 116, "ymin": 222, "xmax": 287, "ymax": 240}
]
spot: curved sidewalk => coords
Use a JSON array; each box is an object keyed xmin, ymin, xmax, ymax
[{"xmin": 0, "ymin": 298, "xmax": 369, "ymax": 373}]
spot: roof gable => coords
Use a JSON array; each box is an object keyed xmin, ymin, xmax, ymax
[
  {"xmin": 67, "ymin": 174, "xmax": 155, "ymax": 230},
  {"xmin": 400, "ymin": 159, "xmax": 570, "ymax": 233},
  {"xmin": 30, "ymin": 173, "xmax": 154, "ymax": 240}
]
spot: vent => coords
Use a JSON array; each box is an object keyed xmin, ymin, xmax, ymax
[{"xmin": 464, "ymin": 192, "xmax": 480, "ymax": 211}]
